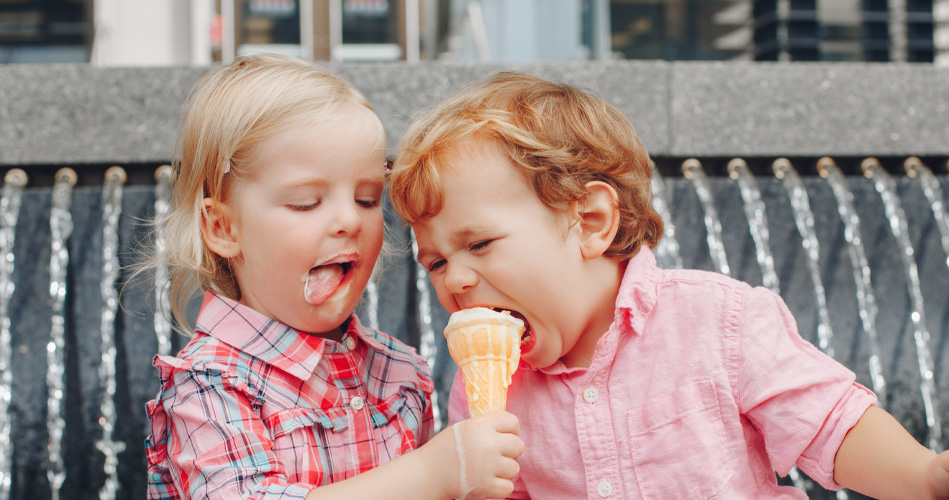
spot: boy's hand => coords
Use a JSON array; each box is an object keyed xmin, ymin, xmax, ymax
[
  {"xmin": 926, "ymin": 450, "xmax": 949, "ymax": 499},
  {"xmin": 423, "ymin": 410, "xmax": 523, "ymax": 500}
]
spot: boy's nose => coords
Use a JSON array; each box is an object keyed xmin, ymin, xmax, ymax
[{"xmin": 443, "ymin": 263, "xmax": 478, "ymax": 294}]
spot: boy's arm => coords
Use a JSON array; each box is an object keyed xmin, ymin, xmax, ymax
[
  {"xmin": 304, "ymin": 411, "xmax": 523, "ymax": 500},
  {"xmin": 834, "ymin": 405, "xmax": 949, "ymax": 499}
]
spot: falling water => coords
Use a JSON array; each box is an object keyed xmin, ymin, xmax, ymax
[
  {"xmin": 0, "ymin": 169, "xmax": 27, "ymax": 499},
  {"xmin": 364, "ymin": 279, "xmax": 381, "ymax": 331},
  {"xmin": 729, "ymin": 159, "xmax": 812, "ymax": 493},
  {"xmin": 411, "ymin": 231, "xmax": 441, "ymax": 430},
  {"xmin": 728, "ymin": 159, "xmax": 780, "ymax": 293},
  {"xmin": 153, "ymin": 166, "xmax": 174, "ymax": 357},
  {"xmin": 682, "ymin": 159, "xmax": 730, "ymax": 276},
  {"xmin": 649, "ymin": 162, "xmax": 683, "ymax": 269},
  {"xmin": 862, "ymin": 158, "xmax": 943, "ymax": 452},
  {"xmin": 817, "ymin": 158, "xmax": 887, "ymax": 408},
  {"xmin": 47, "ymin": 168, "xmax": 76, "ymax": 500},
  {"xmin": 904, "ymin": 157, "xmax": 949, "ymax": 269},
  {"xmin": 774, "ymin": 159, "xmax": 834, "ymax": 358},
  {"xmin": 97, "ymin": 167, "xmax": 127, "ymax": 500}
]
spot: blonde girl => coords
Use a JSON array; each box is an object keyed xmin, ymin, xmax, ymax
[{"xmin": 143, "ymin": 54, "xmax": 521, "ymax": 500}]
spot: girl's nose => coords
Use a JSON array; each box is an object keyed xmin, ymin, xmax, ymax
[
  {"xmin": 331, "ymin": 200, "xmax": 362, "ymax": 236},
  {"xmin": 443, "ymin": 262, "xmax": 478, "ymax": 294}
]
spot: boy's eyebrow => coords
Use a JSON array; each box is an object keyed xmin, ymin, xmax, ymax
[{"xmin": 414, "ymin": 224, "xmax": 493, "ymax": 264}]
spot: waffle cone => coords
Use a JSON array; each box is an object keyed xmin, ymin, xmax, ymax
[{"xmin": 444, "ymin": 308, "xmax": 524, "ymax": 417}]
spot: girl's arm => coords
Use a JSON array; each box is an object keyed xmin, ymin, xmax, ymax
[
  {"xmin": 304, "ymin": 410, "xmax": 523, "ymax": 500},
  {"xmin": 834, "ymin": 405, "xmax": 949, "ymax": 499}
]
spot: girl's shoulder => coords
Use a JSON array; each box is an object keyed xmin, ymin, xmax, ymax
[
  {"xmin": 153, "ymin": 332, "xmax": 257, "ymax": 385},
  {"xmin": 358, "ymin": 325, "xmax": 434, "ymax": 394}
]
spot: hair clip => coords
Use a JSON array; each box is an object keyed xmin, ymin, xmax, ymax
[
  {"xmin": 384, "ymin": 159, "xmax": 392, "ymax": 172},
  {"xmin": 223, "ymin": 161, "xmax": 231, "ymax": 174}
]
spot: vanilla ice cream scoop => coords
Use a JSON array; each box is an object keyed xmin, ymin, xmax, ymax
[{"xmin": 444, "ymin": 307, "xmax": 524, "ymax": 417}]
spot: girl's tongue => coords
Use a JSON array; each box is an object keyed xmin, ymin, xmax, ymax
[{"xmin": 304, "ymin": 264, "xmax": 343, "ymax": 305}]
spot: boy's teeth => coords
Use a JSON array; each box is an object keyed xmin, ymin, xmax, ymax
[{"xmin": 304, "ymin": 264, "xmax": 343, "ymax": 305}]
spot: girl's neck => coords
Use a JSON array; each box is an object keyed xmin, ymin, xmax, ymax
[{"xmin": 305, "ymin": 317, "xmax": 350, "ymax": 343}]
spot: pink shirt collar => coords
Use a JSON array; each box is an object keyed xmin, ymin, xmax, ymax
[{"xmin": 534, "ymin": 247, "xmax": 660, "ymax": 376}]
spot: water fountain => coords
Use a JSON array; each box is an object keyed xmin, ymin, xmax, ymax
[{"xmin": 0, "ymin": 61, "xmax": 946, "ymax": 500}]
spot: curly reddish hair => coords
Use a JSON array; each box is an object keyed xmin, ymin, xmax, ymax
[{"xmin": 389, "ymin": 71, "xmax": 662, "ymax": 260}]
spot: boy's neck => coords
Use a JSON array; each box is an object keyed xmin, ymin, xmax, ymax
[{"xmin": 559, "ymin": 258, "xmax": 628, "ymax": 369}]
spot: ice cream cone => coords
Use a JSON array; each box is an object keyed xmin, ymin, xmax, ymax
[{"xmin": 444, "ymin": 307, "xmax": 524, "ymax": 417}]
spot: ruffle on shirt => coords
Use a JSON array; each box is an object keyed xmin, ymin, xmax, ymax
[{"xmin": 146, "ymin": 354, "xmax": 256, "ymax": 500}]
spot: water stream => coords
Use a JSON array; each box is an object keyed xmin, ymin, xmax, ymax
[
  {"xmin": 152, "ymin": 166, "xmax": 174, "ymax": 357},
  {"xmin": 682, "ymin": 159, "xmax": 730, "ymax": 276},
  {"xmin": 862, "ymin": 158, "xmax": 943, "ymax": 452},
  {"xmin": 47, "ymin": 168, "xmax": 76, "ymax": 500},
  {"xmin": 412, "ymin": 231, "xmax": 441, "ymax": 430},
  {"xmin": 817, "ymin": 158, "xmax": 887, "ymax": 408},
  {"xmin": 0, "ymin": 169, "xmax": 27, "ymax": 499},
  {"xmin": 774, "ymin": 159, "xmax": 835, "ymax": 358},
  {"xmin": 729, "ymin": 159, "xmax": 780, "ymax": 293},
  {"xmin": 904, "ymin": 157, "xmax": 949, "ymax": 270},
  {"xmin": 96, "ymin": 167, "xmax": 127, "ymax": 500},
  {"xmin": 650, "ymin": 162, "xmax": 683, "ymax": 269}
]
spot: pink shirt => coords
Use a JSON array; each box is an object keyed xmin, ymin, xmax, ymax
[{"xmin": 448, "ymin": 247, "xmax": 876, "ymax": 500}]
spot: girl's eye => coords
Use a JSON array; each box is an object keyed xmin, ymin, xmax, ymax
[
  {"xmin": 288, "ymin": 201, "xmax": 319, "ymax": 211},
  {"xmin": 357, "ymin": 197, "xmax": 381, "ymax": 208}
]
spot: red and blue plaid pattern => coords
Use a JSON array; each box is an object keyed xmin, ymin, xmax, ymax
[{"xmin": 145, "ymin": 292, "xmax": 434, "ymax": 499}]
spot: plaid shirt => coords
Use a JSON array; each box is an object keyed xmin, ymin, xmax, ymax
[{"xmin": 145, "ymin": 292, "xmax": 434, "ymax": 500}]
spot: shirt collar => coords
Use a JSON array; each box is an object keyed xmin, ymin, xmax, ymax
[
  {"xmin": 530, "ymin": 246, "xmax": 660, "ymax": 376},
  {"xmin": 614, "ymin": 246, "xmax": 660, "ymax": 336},
  {"xmin": 195, "ymin": 292, "xmax": 381, "ymax": 381}
]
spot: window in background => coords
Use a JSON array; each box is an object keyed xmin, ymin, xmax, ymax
[
  {"xmin": 609, "ymin": 0, "xmax": 753, "ymax": 61},
  {"xmin": 338, "ymin": 0, "xmax": 402, "ymax": 61},
  {"xmin": 0, "ymin": 0, "xmax": 86, "ymax": 63},
  {"xmin": 237, "ymin": 0, "xmax": 303, "ymax": 58}
]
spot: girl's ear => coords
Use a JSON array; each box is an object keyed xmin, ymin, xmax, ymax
[
  {"xmin": 201, "ymin": 198, "xmax": 241, "ymax": 259},
  {"xmin": 576, "ymin": 181, "xmax": 620, "ymax": 260}
]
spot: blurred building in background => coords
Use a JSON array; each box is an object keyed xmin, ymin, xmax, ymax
[{"xmin": 1, "ymin": 0, "xmax": 948, "ymax": 65}]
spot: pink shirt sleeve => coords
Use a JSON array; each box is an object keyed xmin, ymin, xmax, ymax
[{"xmin": 735, "ymin": 286, "xmax": 876, "ymax": 490}]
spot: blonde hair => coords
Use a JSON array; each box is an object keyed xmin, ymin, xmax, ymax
[
  {"xmin": 389, "ymin": 71, "xmax": 662, "ymax": 260},
  {"xmin": 147, "ymin": 54, "xmax": 376, "ymax": 334}
]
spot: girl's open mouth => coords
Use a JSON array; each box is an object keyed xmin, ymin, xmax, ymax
[{"xmin": 303, "ymin": 258, "xmax": 356, "ymax": 305}]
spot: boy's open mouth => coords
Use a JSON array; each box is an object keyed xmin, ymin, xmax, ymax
[
  {"xmin": 303, "ymin": 258, "xmax": 355, "ymax": 305},
  {"xmin": 490, "ymin": 307, "xmax": 533, "ymax": 352}
]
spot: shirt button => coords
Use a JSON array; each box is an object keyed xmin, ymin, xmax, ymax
[
  {"xmin": 350, "ymin": 396, "xmax": 365, "ymax": 411},
  {"xmin": 597, "ymin": 480, "xmax": 612, "ymax": 497},
  {"xmin": 583, "ymin": 387, "xmax": 598, "ymax": 403},
  {"xmin": 344, "ymin": 336, "xmax": 356, "ymax": 351}
]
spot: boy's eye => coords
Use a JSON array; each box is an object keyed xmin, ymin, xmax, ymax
[
  {"xmin": 427, "ymin": 258, "xmax": 446, "ymax": 272},
  {"xmin": 469, "ymin": 240, "xmax": 492, "ymax": 252}
]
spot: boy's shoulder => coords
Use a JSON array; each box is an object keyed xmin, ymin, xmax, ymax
[{"xmin": 659, "ymin": 266, "xmax": 754, "ymax": 292}]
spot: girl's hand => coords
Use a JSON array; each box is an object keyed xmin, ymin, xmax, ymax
[
  {"xmin": 423, "ymin": 410, "xmax": 523, "ymax": 500},
  {"xmin": 926, "ymin": 450, "xmax": 949, "ymax": 499}
]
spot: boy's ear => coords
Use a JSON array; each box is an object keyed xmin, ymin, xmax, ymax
[
  {"xmin": 201, "ymin": 198, "xmax": 241, "ymax": 259},
  {"xmin": 575, "ymin": 181, "xmax": 620, "ymax": 260}
]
